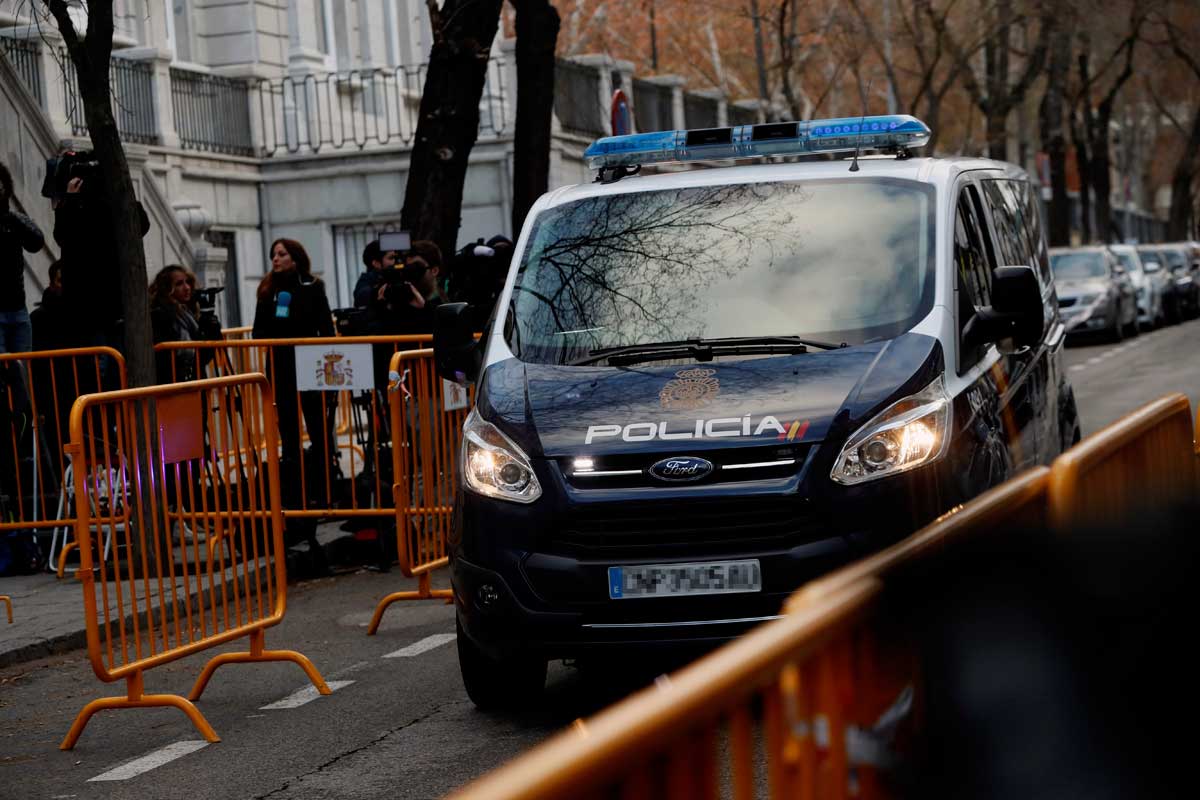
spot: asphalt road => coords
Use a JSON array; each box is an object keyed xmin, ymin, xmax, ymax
[{"xmin": 2, "ymin": 317, "xmax": 1198, "ymax": 800}]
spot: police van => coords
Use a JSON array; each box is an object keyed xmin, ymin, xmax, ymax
[{"xmin": 433, "ymin": 115, "xmax": 1079, "ymax": 708}]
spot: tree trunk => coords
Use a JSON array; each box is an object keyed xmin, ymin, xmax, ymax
[
  {"xmin": 1039, "ymin": 25, "xmax": 1072, "ymax": 246},
  {"xmin": 749, "ymin": 0, "xmax": 771, "ymax": 111},
  {"xmin": 46, "ymin": 0, "xmax": 154, "ymax": 387},
  {"xmin": 1090, "ymin": 108, "xmax": 1116, "ymax": 242},
  {"xmin": 986, "ymin": 111, "xmax": 1008, "ymax": 161},
  {"xmin": 1167, "ymin": 108, "xmax": 1200, "ymax": 240},
  {"xmin": 400, "ymin": 0, "xmax": 505, "ymax": 262},
  {"xmin": 1070, "ymin": 111, "xmax": 1092, "ymax": 243},
  {"xmin": 509, "ymin": 0, "xmax": 560, "ymax": 237}
]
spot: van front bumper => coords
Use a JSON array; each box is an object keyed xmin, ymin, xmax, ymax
[{"xmin": 451, "ymin": 463, "xmax": 949, "ymax": 661}]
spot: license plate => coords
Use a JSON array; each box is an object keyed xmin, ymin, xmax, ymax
[{"xmin": 608, "ymin": 560, "xmax": 762, "ymax": 599}]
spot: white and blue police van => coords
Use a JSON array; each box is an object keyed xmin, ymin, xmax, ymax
[{"xmin": 433, "ymin": 115, "xmax": 1079, "ymax": 708}]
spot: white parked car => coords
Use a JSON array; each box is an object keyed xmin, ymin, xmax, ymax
[{"xmin": 1109, "ymin": 244, "xmax": 1168, "ymax": 329}]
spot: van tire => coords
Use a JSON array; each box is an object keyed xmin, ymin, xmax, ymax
[{"xmin": 457, "ymin": 617, "xmax": 546, "ymax": 710}]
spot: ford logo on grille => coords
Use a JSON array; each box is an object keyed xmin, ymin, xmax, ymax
[{"xmin": 648, "ymin": 456, "xmax": 714, "ymax": 482}]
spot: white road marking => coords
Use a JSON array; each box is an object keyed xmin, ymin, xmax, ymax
[
  {"xmin": 260, "ymin": 680, "xmax": 355, "ymax": 710},
  {"xmin": 1086, "ymin": 357, "xmax": 1104, "ymax": 365},
  {"xmin": 1070, "ymin": 364, "xmax": 1087, "ymax": 372},
  {"xmin": 88, "ymin": 741, "xmax": 210, "ymax": 782},
  {"xmin": 383, "ymin": 633, "xmax": 457, "ymax": 659}
]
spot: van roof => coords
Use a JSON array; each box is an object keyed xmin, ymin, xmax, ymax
[{"xmin": 540, "ymin": 156, "xmax": 1024, "ymax": 210}]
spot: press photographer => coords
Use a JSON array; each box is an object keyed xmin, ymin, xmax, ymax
[
  {"xmin": 47, "ymin": 149, "xmax": 150, "ymax": 354},
  {"xmin": 448, "ymin": 235, "xmax": 512, "ymax": 332}
]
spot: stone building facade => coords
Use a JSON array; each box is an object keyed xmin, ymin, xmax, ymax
[{"xmin": 0, "ymin": 1, "xmax": 756, "ymax": 325}]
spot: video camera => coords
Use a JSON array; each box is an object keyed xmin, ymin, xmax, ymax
[
  {"xmin": 194, "ymin": 286, "xmax": 224, "ymax": 340},
  {"xmin": 194, "ymin": 286, "xmax": 224, "ymax": 312},
  {"xmin": 41, "ymin": 150, "xmax": 101, "ymax": 199}
]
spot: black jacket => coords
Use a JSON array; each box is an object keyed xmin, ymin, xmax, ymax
[
  {"xmin": 0, "ymin": 210, "xmax": 45, "ymax": 312},
  {"xmin": 252, "ymin": 273, "xmax": 334, "ymax": 390},
  {"xmin": 53, "ymin": 193, "xmax": 150, "ymax": 326}
]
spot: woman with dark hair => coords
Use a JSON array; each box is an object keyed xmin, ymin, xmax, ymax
[
  {"xmin": 252, "ymin": 239, "xmax": 335, "ymax": 565},
  {"xmin": 149, "ymin": 264, "xmax": 207, "ymax": 382},
  {"xmin": 0, "ymin": 161, "xmax": 45, "ymax": 354}
]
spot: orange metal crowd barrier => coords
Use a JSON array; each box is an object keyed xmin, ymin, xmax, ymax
[
  {"xmin": 1, "ymin": 595, "xmax": 11, "ymax": 623},
  {"xmin": 59, "ymin": 373, "xmax": 329, "ymax": 750},
  {"xmin": 0, "ymin": 347, "xmax": 128, "ymax": 576},
  {"xmin": 450, "ymin": 393, "xmax": 1200, "ymax": 799},
  {"xmin": 448, "ymin": 468, "xmax": 1051, "ymax": 800},
  {"xmin": 155, "ymin": 335, "xmax": 433, "ymax": 524},
  {"xmin": 368, "ymin": 349, "xmax": 470, "ymax": 633},
  {"xmin": 1047, "ymin": 393, "xmax": 1196, "ymax": 530}
]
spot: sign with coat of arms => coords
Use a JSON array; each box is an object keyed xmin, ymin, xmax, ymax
[{"xmin": 295, "ymin": 344, "xmax": 374, "ymax": 391}]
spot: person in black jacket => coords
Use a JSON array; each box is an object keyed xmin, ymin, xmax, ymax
[
  {"xmin": 0, "ymin": 162, "xmax": 45, "ymax": 354},
  {"xmin": 252, "ymin": 239, "xmax": 337, "ymax": 550},
  {"xmin": 149, "ymin": 265, "xmax": 221, "ymax": 383},
  {"xmin": 52, "ymin": 166, "xmax": 150, "ymax": 372}
]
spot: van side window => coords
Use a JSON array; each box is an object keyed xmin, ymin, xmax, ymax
[
  {"xmin": 980, "ymin": 179, "xmax": 1050, "ymax": 288},
  {"xmin": 980, "ymin": 179, "xmax": 1028, "ymax": 269},
  {"xmin": 1015, "ymin": 181, "xmax": 1052, "ymax": 287},
  {"xmin": 955, "ymin": 185, "xmax": 991, "ymax": 371}
]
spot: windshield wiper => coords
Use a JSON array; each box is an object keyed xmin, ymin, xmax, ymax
[{"xmin": 568, "ymin": 335, "xmax": 846, "ymax": 367}]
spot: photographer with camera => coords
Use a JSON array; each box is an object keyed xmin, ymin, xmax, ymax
[
  {"xmin": 0, "ymin": 163, "xmax": 45, "ymax": 355},
  {"xmin": 48, "ymin": 150, "xmax": 149, "ymax": 359},
  {"xmin": 354, "ymin": 239, "xmax": 399, "ymax": 309},
  {"xmin": 448, "ymin": 235, "xmax": 512, "ymax": 332},
  {"xmin": 149, "ymin": 265, "xmax": 222, "ymax": 383}
]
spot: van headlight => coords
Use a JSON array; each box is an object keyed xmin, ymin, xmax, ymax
[
  {"xmin": 830, "ymin": 376, "xmax": 951, "ymax": 485},
  {"xmin": 462, "ymin": 410, "xmax": 542, "ymax": 503}
]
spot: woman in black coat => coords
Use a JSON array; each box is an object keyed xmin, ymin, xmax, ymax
[{"xmin": 252, "ymin": 238, "xmax": 337, "ymax": 522}]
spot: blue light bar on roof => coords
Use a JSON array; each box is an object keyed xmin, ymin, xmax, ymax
[{"xmin": 583, "ymin": 114, "xmax": 932, "ymax": 170}]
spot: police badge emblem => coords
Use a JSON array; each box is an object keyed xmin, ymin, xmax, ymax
[{"xmin": 659, "ymin": 368, "xmax": 720, "ymax": 410}]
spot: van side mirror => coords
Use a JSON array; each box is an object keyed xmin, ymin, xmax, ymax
[
  {"xmin": 965, "ymin": 266, "xmax": 1045, "ymax": 352},
  {"xmin": 434, "ymin": 302, "xmax": 481, "ymax": 384}
]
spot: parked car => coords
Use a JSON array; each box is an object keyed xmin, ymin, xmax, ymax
[
  {"xmin": 1109, "ymin": 244, "xmax": 1167, "ymax": 329},
  {"xmin": 1140, "ymin": 245, "xmax": 1199, "ymax": 321},
  {"xmin": 1050, "ymin": 247, "xmax": 1138, "ymax": 340}
]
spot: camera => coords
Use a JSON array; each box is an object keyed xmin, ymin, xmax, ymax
[
  {"xmin": 194, "ymin": 286, "xmax": 224, "ymax": 340},
  {"xmin": 194, "ymin": 286, "xmax": 223, "ymax": 312},
  {"xmin": 41, "ymin": 151, "xmax": 101, "ymax": 199}
]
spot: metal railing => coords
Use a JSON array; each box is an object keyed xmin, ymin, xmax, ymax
[
  {"xmin": 554, "ymin": 59, "xmax": 605, "ymax": 138},
  {"xmin": 0, "ymin": 36, "xmax": 43, "ymax": 107},
  {"xmin": 62, "ymin": 52, "xmax": 159, "ymax": 144},
  {"xmin": 170, "ymin": 68, "xmax": 254, "ymax": 156},
  {"xmin": 633, "ymin": 78, "xmax": 675, "ymax": 132},
  {"xmin": 254, "ymin": 57, "xmax": 509, "ymax": 157},
  {"xmin": 684, "ymin": 92, "xmax": 720, "ymax": 129}
]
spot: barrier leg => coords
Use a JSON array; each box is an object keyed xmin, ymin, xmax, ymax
[
  {"xmin": 56, "ymin": 541, "xmax": 77, "ymax": 579},
  {"xmin": 60, "ymin": 671, "xmax": 219, "ymax": 750},
  {"xmin": 367, "ymin": 572, "xmax": 454, "ymax": 636},
  {"xmin": 188, "ymin": 629, "xmax": 330, "ymax": 701},
  {"xmin": 0, "ymin": 595, "xmax": 11, "ymax": 623}
]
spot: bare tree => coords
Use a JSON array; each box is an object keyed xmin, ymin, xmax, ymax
[
  {"xmin": 1038, "ymin": 5, "xmax": 1075, "ymax": 245},
  {"xmin": 945, "ymin": 0, "xmax": 1053, "ymax": 160},
  {"xmin": 1154, "ymin": 12, "xmax": 1200, "ymax": 239},
  {"xmin": 1074, "ymin": 4, "xmax": 1146, "ymax": 242},
  {"xmin": 43, "ymin": 0, "xmax": 154, "ymax": 386},
  {"xmin": 509, "ymin": 0, "xmax": 561, "ymax": 236},
  {"xmin": 400, "ymin": 0, "xmax": 505, "ymax": 260}
]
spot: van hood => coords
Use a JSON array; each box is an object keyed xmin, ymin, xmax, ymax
[{"xmin": 477, "ymin": 333, "xmax": 944, "ymax": 458}]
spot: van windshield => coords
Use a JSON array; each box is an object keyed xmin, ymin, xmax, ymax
[{"xmin": 506, "ymin": 178, "xmax": 936, "ymax": 365}]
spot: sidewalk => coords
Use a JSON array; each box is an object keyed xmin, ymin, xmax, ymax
[{"xmin": 0, "ymin": 521, "xmax": 367, "ymax": 669}]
